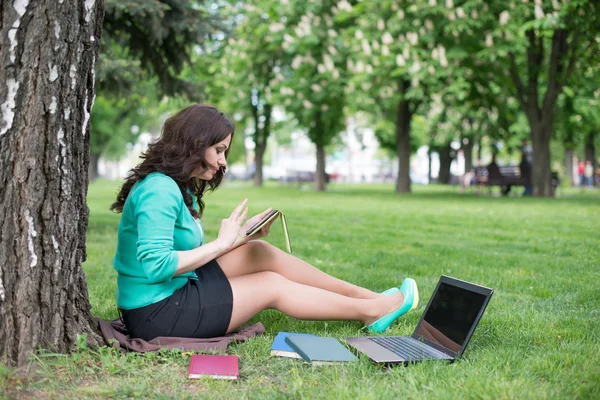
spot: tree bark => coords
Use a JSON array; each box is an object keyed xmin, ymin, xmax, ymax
[
  {"xmin": 437, "ymin": 143, "xmax": 453, "ymax": 184},
  {"xmin": 584, "ymin": 131, "xmax": 596, "ymax": 166},
  {"xmin": 530, "ymin": 121, "xmax": 554, "ymax": 196},
  {"xmin": 395, "ymin": 80, "xmax": 412, "ymax": 193},
  {"xmin": 315, "ymin": 144, "xmax": 326, "ymax": 191},
  {"xmin": 251, "ymin": 102, "xmax": 272, "ymax": 187},
  {"xmin": 427, "ymin": 147, "xmax": 433, "ymax": 183},
  {"xmin": 462, "ymin": 139, "xmax": 474, "ymax": 173},
  {"xmin": 564, "ymin": 147, "xmax": 575, "ymax": 187},
  {"xmin": 0, "ymin": 0, "xmax": 105, "ymax": 366}
]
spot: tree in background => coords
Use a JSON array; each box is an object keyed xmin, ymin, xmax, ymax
[
  {"xmin": 90, "ymin": 0, "xmax": 230, "ymax": 179},
  {"xmin": 101, "ymin": 0, "xmax": 225, "ymax": 96},
  {"xmin": 478, "ymin": 0, "xmax": 599, "ymax": 196},
  {"xmin": 216, "ymin": 1, "xmax": 287, "ymax": 186},
  {"xmin": 0, "ymin": 0, "xmax": 104, "ymax": 366},
  {"xmin": 275, "ymin": 0, "xmax": 349, "ymax": 191},
  {"xmin": 343, "ymin": 0, "xmax": 473, "ymax": 193}
]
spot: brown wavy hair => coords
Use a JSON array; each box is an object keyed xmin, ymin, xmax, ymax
[{"xmin": 111, "ymin": 104, "xmax": 235, "ymax": 218}]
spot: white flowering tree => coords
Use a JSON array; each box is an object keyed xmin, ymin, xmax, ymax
[
  {"xmin": 274, "ymin": 0, "xmax": 349, "ymax": 191},
  {"xmin": 341, "ymin": 0, "xmax": 476, "ymax": 193},
  {"xmin": 210, "ymin": 1, "xmax": 289, "ymax": 186},
  {"xmin": 476, "ymin": 0, "xmax": 599, "ymax": 196}
]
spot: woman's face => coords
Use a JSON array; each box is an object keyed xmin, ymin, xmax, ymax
[{"xmin": 193, "ymin": 134, "xmax": 232, "ymax": 180}]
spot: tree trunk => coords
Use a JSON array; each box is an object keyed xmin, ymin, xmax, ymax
[
  {"xmin": 427, "ymin": 148, "xmax": 433, "ymax": 183},
  {"xmin": 89, "ymin": 152, "xmax": 100, "ymax": 181},
  {"xmin": 476, "ymin": 136, "xmax": 483, "ymax": 165},
  {"xmin": 462, "ymin": 139, "xmax": 474, "ymax": 173},
  {"xmin": 251, "ymin": 103, "xmax": 272, "ymax": 187},
  {"xmin": 509, "ymin": 29, "xmax": 572, "ymax": 197},
  {"xmin": 564, "ymin": 143, "xmax": 575, "ymax": 187},
  {"xmin": 437, "ymin": 143, "xmax": 453, "ymax": 184},
  {"xmin": 395, "ymin": 80, "xmax": 412, "ymax": 193},
  {"xmin": 584, "ymin": 131, "xmax": 596, "ymax": 172},
  {"xmin": 315, "ymin": 144, "xmax": 326, "ymax": 191},
  {"xmin": 0, "ymin": 0, "xmax": 105, "ymax": 366},
  {"xmin": 253, "ymin": 148, "xmax": 264, "ymax": 186},
  {"xmin": 531, "ymin": 121, "xmax": 554, "ymax": 196}
]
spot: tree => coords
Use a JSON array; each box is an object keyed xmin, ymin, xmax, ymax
[
  {"xmin": 101, "ymin": 0, "xmax": 226, "ymax": 97},
  {"xmin": 89, "ymin": 0, "xmax": 230, "ymax": 178},
  {"xmin": 0, "ymin": 1, "xmax": 105, "ymax": 366},
  {"xmin": 217, "ymin": 1, "xmax": 286, "ymax": 187},
  {"xmin": 276, "ymin": 0, "xmax": 349, "ymax": 191},
  {"xmin": 344, "ymin": 0, "xmax": 470, "ymax": 193},
  {"xmin": 479, "ymin": 0, "xmax": 599, "ymax": 196}
]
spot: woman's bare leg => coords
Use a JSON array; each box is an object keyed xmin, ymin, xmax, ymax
[
  {"xmin": 217, "ymin": 241, "xmax": 381, "ymax": 300},
  {"xmin": 226, "ymin": 271, "xmax": 404, "ymax": 333}
]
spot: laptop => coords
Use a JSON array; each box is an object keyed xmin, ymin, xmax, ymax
[{"xmin": 346, "ymin": 275, "xmax": 493, "ymax": 364}]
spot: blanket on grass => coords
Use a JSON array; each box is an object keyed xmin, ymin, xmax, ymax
[{"xmin": 97, "ymin": 318, "xmax": 265, "ymax": 353}]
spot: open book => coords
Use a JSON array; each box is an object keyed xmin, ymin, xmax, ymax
[{"xmin": 242, "ymin": 209, "xmax": 292, "ymax": 253}]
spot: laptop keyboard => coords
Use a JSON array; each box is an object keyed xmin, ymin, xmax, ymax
[{"xmin": 370, "ymin": 336, "xmax": 446, "ymax": 360}]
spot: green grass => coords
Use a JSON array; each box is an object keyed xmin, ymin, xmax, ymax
[{"xmin": 3, "ymin": 182, "xmax": 600, "ymax": 399}]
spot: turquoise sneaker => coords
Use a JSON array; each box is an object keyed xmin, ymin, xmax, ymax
[{"xmin": 366, "ymin": 278, "xmax": 418, "ymax": 333}]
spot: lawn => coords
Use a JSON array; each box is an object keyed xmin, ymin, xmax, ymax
[{"xmin": 3, "ymin": 181, "xmax": 600, "ymax": 399}]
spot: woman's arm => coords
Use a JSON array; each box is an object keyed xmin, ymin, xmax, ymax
[
  {"xmin": 174, "ymin": 205, "xmax": 277, "ymax": 276},
  {"xmin": 173, "ymin": 239, "xmax": 229, "ymax": 276}
]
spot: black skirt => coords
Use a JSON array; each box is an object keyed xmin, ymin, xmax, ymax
[{"xmin": 121, "ymin": 259, "xmax": 234, "ymax": 341}]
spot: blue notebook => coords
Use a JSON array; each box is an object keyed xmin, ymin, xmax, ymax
[
  {"xmin": 284, "ymin": 336, "xmax": 359, "ymax": 365},
  {"xmin": 271, "ymin": 332, "xmax": 316, "ymax": 358}
]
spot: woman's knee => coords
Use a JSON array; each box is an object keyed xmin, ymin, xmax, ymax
[
  {"xmin": 240, "ymin": 271, "xmax": 287, "ymax": 307},
  {"xmin": 242, "ymin": 240, "xmax": 278, "ymax": 266}
]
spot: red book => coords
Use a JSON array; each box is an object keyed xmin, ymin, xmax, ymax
[{"xmin": 188, "ymin": 355, "xmax": 239, "ymax": 380}]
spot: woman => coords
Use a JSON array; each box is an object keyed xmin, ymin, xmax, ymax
[{"xmin": 112, "ymin": 104, "xmax": 418, "ymax": 341}]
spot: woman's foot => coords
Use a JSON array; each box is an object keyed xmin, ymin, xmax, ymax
[
  {"xmin": 365, "ymin": 292, "xmax": 405, "ymax": 326},
  {"xmin": 380, "ymin": 287, "xmax": 400, "ymax": 296},
  {"xmin": 365, "ymin": 278, "xmax": 418, "ymax": 333}
]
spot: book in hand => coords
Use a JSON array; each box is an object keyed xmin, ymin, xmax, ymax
[
  {"xmin": 284, "ymin": 336, "xmax": 358, "ymax": 365},
  {"xmin": 188, "ymin": 354, "xmax": 239, "ymax": 380},
  {"xmin": 271, "ymin": 332, "xmax": 316, "ymax": 358},
  {"xmin": 242, "ymin": 209, "xmax": 292, "ymax": 253}
]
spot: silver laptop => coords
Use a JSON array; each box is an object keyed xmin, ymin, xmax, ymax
[{"xmin": 346, "ymin": 275, "xmax": 493, "ymax": 364}]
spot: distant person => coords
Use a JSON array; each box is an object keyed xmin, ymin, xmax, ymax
[
  {"xmin": 519, "ymin": 151, "xmax": 533, "ymax": 196},
  {"xmin": 460, "ymin": 168, "xmax": 476, "ymax": 193},
  {"xmin": 596, "ymin": 159, "xmax": 600, "ymax": 186},
  {"xmin": 487, "ymin": 154, "xmax": 500, "ymax": 176},
  {"xmin": 521, "ymin": 139, "xmax": 533, "ymax": 163},
  {"xmin": 487, "ymin": 154, "xmax": 511, "ymax": 195},
  {"xmin": 584, "ymin": 160, "xmax": 594, "ymax": 188},
  {"xmin": 110, "ymin": 104, "xmax": 418, "ymax": 342},
  {"xmin": 577, "ymin": 161, "xmax": 585, "ymax": 187}
]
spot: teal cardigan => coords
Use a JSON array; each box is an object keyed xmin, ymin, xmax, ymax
[{"xmin": 113, "ymin": 172, "xmax": 204, "ymax": 310}]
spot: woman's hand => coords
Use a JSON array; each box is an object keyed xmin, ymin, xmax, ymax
[
  {"xmin": 241, "ymin": 208, "xmax": 276, "ymax": 240},
  {"xmin": 216, "ymin": 199, "xmax": 249, "ymax": 251}
]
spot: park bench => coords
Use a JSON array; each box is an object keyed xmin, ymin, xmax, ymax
[
  {"xmin": 475, "ymin": 165, "xmax": 530, "ymax": 196},
  {"xmin": 474, "ymin": 165, "xmax": 560, "ymax": 195},
  {"xmin": 281, "ymin": 170, "xmax": 330, "ymax": 187},
  {"xmin": 282, "ymin": 170, "xmax": 315, "ymax": 184},
  {"xmin": 475, "ymin": 165, "xmax": 530, "ymax": 187}
]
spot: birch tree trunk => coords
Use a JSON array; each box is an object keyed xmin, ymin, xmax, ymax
[{"xmin": 0, "ymin": 0, "xmax": 105, "ymax": 366}]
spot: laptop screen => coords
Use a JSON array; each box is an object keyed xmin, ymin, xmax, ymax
[{"xmin": 413, "ymin": 281, "xmax": 488, "ymax": 354}]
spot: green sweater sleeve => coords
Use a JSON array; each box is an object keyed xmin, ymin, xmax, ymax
[{"xmin": 133, "ymin": 176, "xmax": 181, "ymax": 283}]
